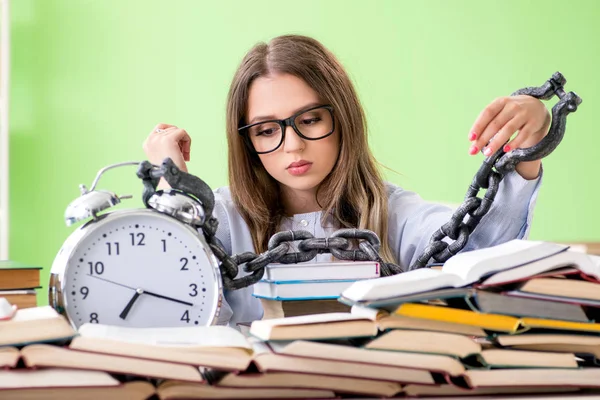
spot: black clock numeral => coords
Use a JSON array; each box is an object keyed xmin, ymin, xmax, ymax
[
  {"xmin": 181, "ymin": 310, "xmax": 190, "ymax": 323},
  {"xmin": 106, "ymin": 242, "xmax": 120, "ymax": 256},
  {"xmin": 130, "ymin": 233, "xmax": 145, "ymax": 246},
  {"xmin": 189, "ymin": 283, "xmax": 198, "ymax": 297},
  {"xmin": 80, "ymin": 286, "xmax": 89, "ymax": 299},
  {"xmin": 88, "ymin": 261, "xmax": 105, "ymax": 275},
  {"xmin": 90, "ymin": 313, "xmax": 99, "ymax": 323},
  {"xmin": 161, "ymin": 239, "xmax": 167, "ymax": 252},
  {"xmin": 180, "ymin": 257, "xmax": 189, "ymax": 271}
]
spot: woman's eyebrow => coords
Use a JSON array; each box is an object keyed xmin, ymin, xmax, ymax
[{"xmin": 248, "ymin": 102, "xmax": 322, "ymax": 125}]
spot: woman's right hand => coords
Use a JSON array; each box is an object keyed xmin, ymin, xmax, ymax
[{"xmin": 142, "ymin": 123, "xmax": 191, "ymax": 172}]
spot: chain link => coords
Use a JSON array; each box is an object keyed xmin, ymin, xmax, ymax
[
  {"xmin": 409, "ymin": 72, "xmax": 581, "ymax": 270},
  {"xmin": 210, "ymin": 228, "xmax": 405, "ymax": 290}
]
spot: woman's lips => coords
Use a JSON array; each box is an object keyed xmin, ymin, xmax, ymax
[{"xmin": 287, "ymin": 161, "xmax": 312, "ymax": 176}]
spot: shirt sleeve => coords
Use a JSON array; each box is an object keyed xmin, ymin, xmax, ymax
[
  {"xmin": 211, "ymin": 189, "xmax": 264, "ymax": 327},
  {"xmin": 388, "ymin": 168, "xmax": 543, "ymax": 271}
]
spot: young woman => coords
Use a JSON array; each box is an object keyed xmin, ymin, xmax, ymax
[{"xmin": 143, "ymin": 34, "xmax": 549, "ymax": 326}]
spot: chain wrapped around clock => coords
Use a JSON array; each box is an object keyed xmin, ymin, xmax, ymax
[
  {"xmin": 136, "ymin": 159, "xmax": 405, "ymax": 290},
  {"xmin": 136, "ymin": 71, "xmax": 581, "ymax": 290}
]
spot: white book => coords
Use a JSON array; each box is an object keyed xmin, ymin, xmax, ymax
[
  {"xmin": 253, "ymin": 280, "xmax": 359, "ymax": 301},
  {"xmin": 249, "ymin": 312, "xmax": 377, "ymax": 341},
  {"xmin": 263, "ymin": 261, "xmax": 380, "ymax": 282},
  {"xmin": 441, "ymin": 240, "xmax": 569, "ymax": 284},
  {"xmin": 480, "ymin": 251, "xmax": 600, "ymax": 287},
  {"xmin": 78, "ymin": 323, "xmax": 252, "ymax": 351},
  {"xmin": 341, "ymin": 239, "xmax": 570, "ymax": 303}
]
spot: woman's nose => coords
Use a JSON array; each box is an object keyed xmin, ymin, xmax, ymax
[{"xmin": 282, "ymin": 126, "xmax": 305, "ymax": 153}]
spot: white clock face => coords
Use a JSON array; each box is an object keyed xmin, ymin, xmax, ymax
[{"xmin": 61, "ymin": 211, "xmax": 221, "ymax": 329}]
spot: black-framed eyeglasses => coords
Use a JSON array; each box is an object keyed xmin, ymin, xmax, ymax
[{"xmin": 238, "ymin": 105, "xmax": 335, "ymax": 154}]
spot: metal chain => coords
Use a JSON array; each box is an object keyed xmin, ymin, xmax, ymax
[
  {"xmin": 209, "ymin": 228, "xmax": 406, "ymax": 290},
  {"xmin": 409, "ymin": 72, "xmax": 582, "ymax": 270},
  {"xmin": 135, "ymin": 160, "xmax": 404, "ymax": 289},
  {"xmin": 138, "ymin": 71, "xmax": 581, "ymax": 288}
]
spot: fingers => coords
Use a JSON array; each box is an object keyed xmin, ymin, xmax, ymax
[
  {"xmin": 143, "ymin": 123, "xmax": 191, "ymax": 171},
  {"xmin": 471, "ymin": 106, "xmax": 517, "ymax": 155},
  {"xmin": 504, "ymin": 122, "xmax": 536, "ymax": 152},
  {"xmin": 483, "ymin": 116, "xmax": 526, "ymax": 156},
  {"xmin": 179, "ymin": 133, "xmax": 192, "ymax": 162},
  {"xmin": 153, "ymin": 123, "xmax": 177, "ymax": 132},
  {"xmin": 469, "ymin": 97, "xmax": 527, "ymax": 156},
  {"xmin": 468, "ymin": 95, "xmax": 550, "ymax": 159},
  {"xmin": 469, "ymin": 97, "xmax": 506, "ymax": 143}
]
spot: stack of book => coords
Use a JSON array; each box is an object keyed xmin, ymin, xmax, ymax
[
  {"xmin": 254, "ymin": 260, "xmax": 379, "ymax": 318},
  {"xmin": 0, "ymin": 260, "xmax": 41, "ymax": 309},
  {"xmin": 5, "ymin": 239, "xmax": 600, "ymax": 398},
  {"xmin": 226, "ymin": 238, "xmax": 600, "ymax": 397},
  {"xmin": 0, "ymin": 305, "xmax": 341, "ymax": 399}
]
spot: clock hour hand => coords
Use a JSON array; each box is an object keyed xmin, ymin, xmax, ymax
[{"xmin": 119, "ymin": 288, "xmax": 143, "ymax": 320}]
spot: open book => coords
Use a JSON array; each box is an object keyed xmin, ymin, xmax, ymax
[
  {"xmin": 261, "ymin": 339, "xmax": 464, "ymax": 379},
  {"xmin": 349, "ymin": 287, "xmax": 597, "ymax": 322},
  {"xmin": 154, "ymin": 381, "xmax": 335, "ymax": 399},
  {"xmin": 0, "ymin": 306, "xmax": 75, "ymax": 346},
  {"xmin": 395, "ymin": 302, "xmax": 600, "ymax": 334},
  {"xmin": 0, "ymin": 368, "xmax": 334, "ymax": 400},
  {"xmin": 340, "ymin": 239, "xmax": 572, "ymax": 305},
  {"xmin": 0, "ymin": 344, "xmax": 204, "ymax": 382},
  {"xmin": 72, "ymin": 323, "xmax": 254, "ymax": 371},
  {"xmin": 0, "ymin": 369, "xmax": 154, "ymax": 400},
  {"xmin": 216, "ymin": 371, "xmax": 403, "ymax": 398},
  {"xmin": 365, "ymin": 329, "xmax": 578, "ymax": 369},
  {"xmin": 249, "ymin": 312, "xmax": 378, "ymax": 341},
  {"xmin": 495, "ymin": 333, "xmax": 600, "ymax": 363}
]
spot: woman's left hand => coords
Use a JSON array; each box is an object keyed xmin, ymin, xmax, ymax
[{"xmin": 468, "ymin": 95, "xmax": 551, "ymax": 180}]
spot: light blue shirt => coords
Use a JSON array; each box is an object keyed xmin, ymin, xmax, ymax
[{"xmin": 212, "ymin": 169, "xmax": 542, "ymax": 327}]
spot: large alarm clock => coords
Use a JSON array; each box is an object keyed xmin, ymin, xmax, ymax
[{"xmin": 49, "ymin": 161, "xmax": 223, "ymax": 329}]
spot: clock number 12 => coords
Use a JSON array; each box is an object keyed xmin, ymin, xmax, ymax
[{"xmin": 130, "ymin": 233, "xmax": 145, "ymax": 246}]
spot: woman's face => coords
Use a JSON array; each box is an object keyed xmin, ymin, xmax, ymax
[{"xmin": 246, "ymin": 73, "xmax": 340, "ymax": 198}]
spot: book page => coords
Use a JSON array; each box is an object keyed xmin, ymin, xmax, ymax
[
  {"xmin": 78, "ymin": 324, "xmax": 251, "ymax": 350},
  {"xmin": 251, "ymin": 312, "xmax": 363, "ymax": 328},
  {"xmin": 9, "ymin": 305, "xmax": 59, "ymax": 322},
  {"xmin": 442, "ymin": 240, "xmax": 568, "ymax": 283},
  {"xmin": 349, "ymin": 305, "xmax": 387, "ymax": 320},
  {"xmin": 341, "ymin": 268, "xmax": 456, "ymax": 302},
  {"xmin": 0, "ymin": 368, "xmax": 120, "ymax": 388}
]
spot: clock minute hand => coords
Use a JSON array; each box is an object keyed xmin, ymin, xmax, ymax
[
  {"xmin": 142, "ymin": 290, "xmax": 194, "ymax": 307},
  {"xmin": 86, "ymin": 274, "xmax": 194, "ymax": 307}
]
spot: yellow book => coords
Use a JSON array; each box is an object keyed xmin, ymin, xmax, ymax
[{"xmin": 395, "ymin": 303, "xmax": 600, "ymax": 334}]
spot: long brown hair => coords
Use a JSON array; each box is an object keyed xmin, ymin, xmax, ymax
[{"xmin": 226, "ymin": 34, "xmax": 395, "ymax": 264}]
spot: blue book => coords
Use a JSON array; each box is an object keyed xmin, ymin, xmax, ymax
[{"xmin": 253, "ymin": 279, "xmax": 364, "ymax": 301}]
